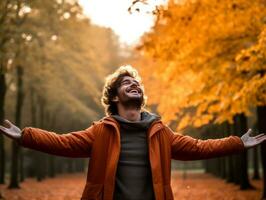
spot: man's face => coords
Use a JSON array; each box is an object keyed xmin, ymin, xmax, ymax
[{"xmin": 115, "ymin": 76, "xmax": 144, "ymax": 108}]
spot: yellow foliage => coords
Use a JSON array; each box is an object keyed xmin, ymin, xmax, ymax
[{"xmin": 136, "ymin": 0, "xmax": 266, "ymax": 130}]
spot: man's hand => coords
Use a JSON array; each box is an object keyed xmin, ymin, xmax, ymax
[
  {"xmin": 241, "ymin": 129, "xmax": 266, "ymax": 148},
  {"xmin": 0, "ymin": 119, "xmax": 22, "ymax": 142}
]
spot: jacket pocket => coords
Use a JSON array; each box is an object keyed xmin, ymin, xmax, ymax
[
  {"xmin": 81, "ymin": 183, "xmax": 103, "ymax": 200},
  {"xmin": 164, "ymin": 185, "xmax": 174, "ymax": 200}
]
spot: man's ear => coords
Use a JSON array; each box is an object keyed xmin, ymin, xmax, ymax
[{"xmin": 112, "ymin": 96, "xmax": 119, "ymax": 103}]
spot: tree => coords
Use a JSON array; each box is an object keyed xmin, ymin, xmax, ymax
[
  {"xmin": 134, "ymin": 0, "xmax": 266, "ymax": 191},
  {"xmin": 1, "ymin": 0, "xmax": 123, "ymax": 188}
]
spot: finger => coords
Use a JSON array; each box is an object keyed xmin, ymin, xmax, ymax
[
  {"xmin": 255, "ymin": 134, "xmax": 265, "ymax": 139},
  {"xmin": 3, "ymin": 119, "xmax": 12, "ymax": 128},
  {"xmin": 0, "ymin": 125, "xmax": 8, "ymax": 132},
  {"xmin": 246, "ymin": 129, "xmax": 253, "ymax": 136},
  {"xmin": 258, "ymin": 136, "xmax": 266, "ymax": 144}
]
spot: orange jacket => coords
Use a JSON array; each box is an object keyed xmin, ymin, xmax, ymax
[{"xmin": 20, "ymin": 116, "xmax": 244, "ymax": 200}]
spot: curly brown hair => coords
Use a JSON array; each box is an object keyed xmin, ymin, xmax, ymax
[{"xmin": 101, "ymin": 65, "xmax": 147, "ymax": 116}]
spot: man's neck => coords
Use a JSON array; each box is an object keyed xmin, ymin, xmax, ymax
[{"xmin": 117, "ymin": 104, "xmax": 141, "ymax": 121}]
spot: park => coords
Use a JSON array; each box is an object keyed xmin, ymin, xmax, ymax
[{"xmin": 0, "ymin": 0, "xmax": 266, "ymax": 199}]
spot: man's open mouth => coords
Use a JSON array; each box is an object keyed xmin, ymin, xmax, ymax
[
  {"xmin": 129, "ymin": 89, "xmax": 139, "ymax": 94},
  {"xmin": 127, "ymin": 88, "xmax": 141, "ymax": 94}
]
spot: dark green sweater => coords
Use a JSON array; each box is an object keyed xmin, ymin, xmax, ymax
[{"xmin": 112, "ymin": 111, "xmax": 160, "ymax": 200}]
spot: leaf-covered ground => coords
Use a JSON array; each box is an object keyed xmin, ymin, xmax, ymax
[
  {"xmin": 0, "ymin": 171, "xmax": 262, "ymax": 200},
  {"xmin": 171, "ymin": 171, "xmax": 262, "ymax": 200}
]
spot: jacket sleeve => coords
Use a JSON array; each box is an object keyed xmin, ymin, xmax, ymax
[
  {"xmin": 166, "ymin": 127, "xmax": 245, "ymax": 160},
  {"xmin": 19, "ymin": 124, "xmax": 98, "ymax": 158}
]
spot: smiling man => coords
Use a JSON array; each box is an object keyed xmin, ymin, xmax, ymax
[{"xmin": 0, "ymin": 65, "xmax": 266, "ymax": 200}]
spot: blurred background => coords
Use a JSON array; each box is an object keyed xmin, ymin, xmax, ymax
[{"xmin": 0, "ymin": 0, "xmax": 265, "ymax": 199}]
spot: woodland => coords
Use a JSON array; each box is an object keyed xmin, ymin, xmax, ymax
[
  {"xmin": 0, "ymin": 0, "xmax": 123, "ymax": 190},
  {"xmin": 0, "ymin": 0, "xmax": 266, "ymax": 199},
  {"xmin": 130, "ymin": 0, "xmax": 266, "ymax": 198}
]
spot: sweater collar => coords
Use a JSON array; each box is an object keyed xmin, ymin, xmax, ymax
[
  {"xmin": 102, "ymin": 112, "xmax": 163, "ymax": 138},
  {"xmin": 110, "ymin": 111, "xmax": 160, "ymax": 130}
]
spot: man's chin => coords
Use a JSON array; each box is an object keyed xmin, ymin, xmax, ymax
[{"xmin": 121, "ymin": 97, "xmax": 143, "ymax": 109}]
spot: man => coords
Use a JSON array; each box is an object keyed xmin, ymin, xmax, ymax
[{"xmin": 0, "ymin": 65, "xmax": 266, "ymax": 200}]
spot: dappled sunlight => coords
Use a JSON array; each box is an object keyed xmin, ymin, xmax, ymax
[{"xmin": 0, "ymin": 0, "xmax": 265, "ymax": 199}]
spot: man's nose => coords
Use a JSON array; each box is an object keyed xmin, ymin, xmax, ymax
[{"xmin": 130, "ymin": 82, "xmax": 138, "ymax": 87}]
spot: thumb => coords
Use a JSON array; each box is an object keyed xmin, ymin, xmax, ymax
[{"xmin": 3, "ymin": 119, "xmax": 12, "ymax": 128}]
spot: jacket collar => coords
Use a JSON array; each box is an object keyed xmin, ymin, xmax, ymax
[{"xmin": 101, "ymin": 116, "xmax": 163, "ymax": 138}]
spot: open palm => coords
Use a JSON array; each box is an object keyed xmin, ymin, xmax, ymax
[
  {"xmin": 0, "ymin": 119, "xmax": 22, "ymax": 141},
  {"xmin": 241, "ymin": 129, "xmax": 266, "ymax": 148}
]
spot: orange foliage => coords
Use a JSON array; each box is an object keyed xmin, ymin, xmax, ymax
[{"xmin": 135, "ymin": 0, "xmax": 266, "ymax": 131}]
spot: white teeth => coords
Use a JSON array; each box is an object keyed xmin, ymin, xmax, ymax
[{"xmin": 129, "ymin": 89, "xmax": 138, "ymax": 93}]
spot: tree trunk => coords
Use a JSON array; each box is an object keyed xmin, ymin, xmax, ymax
[
  {"xmin": 36, "ymin": 152, "xmax": 43, "ymax": 182},
  {"xmin": 226, "ymin": 155, "xmax": 234, "ymax": 183},
  {"xmin": 18, "ymin": 66, "xmax": 24, "ymax": 183},
  {"xmin": 36, "ymin": 96, "xmax": 47, "ymax": 181},
  {"xmin": 46, "ymin": 112, "xmax": 56, "ymax": 178},
  {"xmin": 236, "ymin": 114, "xmax": 254, "ymax": 190},
  {"xmin": 30, "ymin": 87, "xmax": 37, "ymax": 127},
  {"xmin": 9, "ymin": 65, "xmax": 24, "ymax": 188},
  {"xmin": 252, "ymin": 146, "xmax": 260, "ymax": 180},
  {"xmin": 219, "ymin": 126, "xmax": 226, "ymax": 179},
  {"xmin": 48, "ymin": 156, "xmax": 55, "ymax": 178},
  {"xmin": 9, "ymin": 141, "xmax": 20, "ymax": 188},
  {"xmin": 223, "ymin": 122, "xmax": 234, "ymax": 183},
  {"xmin": 30, "ymin": 87, "xmax": 42, "ymax": 181},
  {"xmin": 257, "ymin": 106, "xmax": 266, "ymax": 199},
  {"xmin": 0, "ymin": 73, "xmax": 6, "ymax": 184},
  {"xmin": 19, "ymin": 151, "xmax": 24, "ymax": 182},
  {"xmin": 203, "ymin": 129, "xmax": 210, "ymax": 174},
  {"xmin": 231, "ymin": 116, "xmax": 242, "ymax": 185}
]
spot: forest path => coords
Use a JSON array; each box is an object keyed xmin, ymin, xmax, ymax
[{"xmin": 0, "ymin": 171, "xmax": 262, "ymax": 200}]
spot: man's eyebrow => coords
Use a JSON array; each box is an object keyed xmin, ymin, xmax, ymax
[
  {"xmin": 133, "ymin": 80, "xmax": 140, "ymax": 84},
  {"xmin": 121, "ymin": 79, "xmax": 130, "ymax": 83},
  {"xmin": 121, "ymin": 78, "xmax": 138, "ymax": 83},
  {"xmin": 121, "ymin": 78, "xmax": 139, "ymax": 84}
]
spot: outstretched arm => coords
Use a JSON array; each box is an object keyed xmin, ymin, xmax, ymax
[
  {"xmin": 0, "ymin": 119, "xmax": 96, "ymax": 158},
  {"xmin": 168, "ymin": 127, "xmax": 265, "ymax": 161}
]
